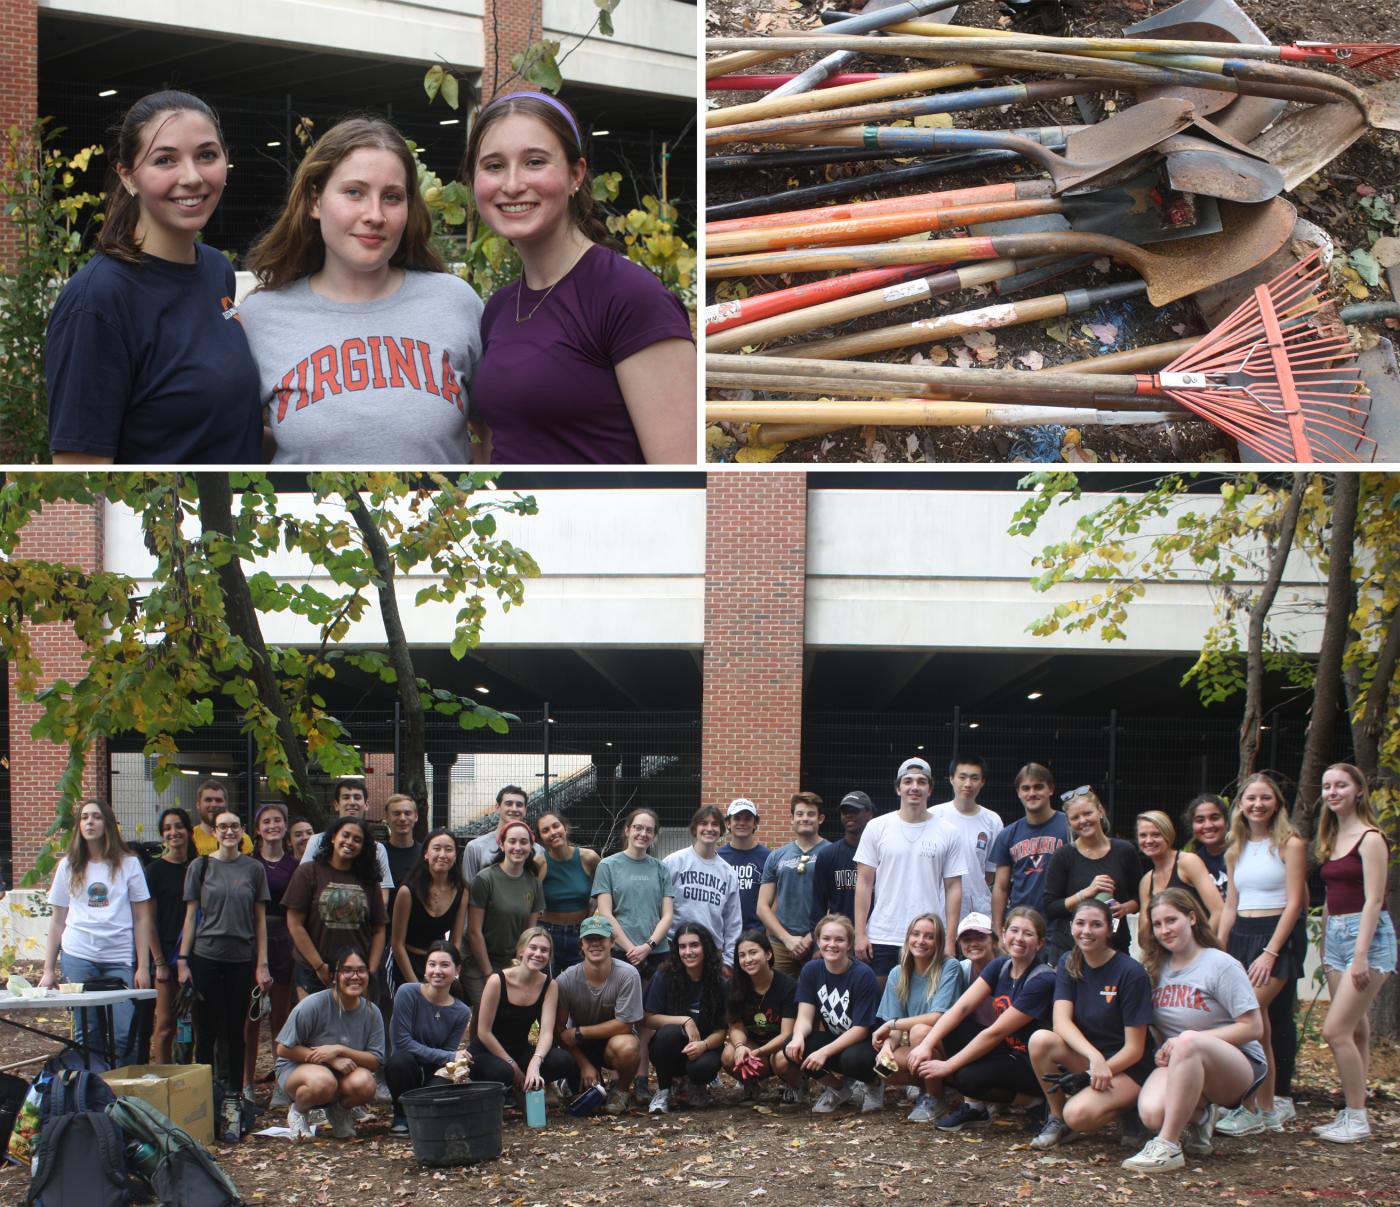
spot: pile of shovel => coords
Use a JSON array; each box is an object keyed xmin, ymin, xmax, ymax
[{"xmin": 703, "ymin": 0, "xmax": 1400, "ymax": 460}]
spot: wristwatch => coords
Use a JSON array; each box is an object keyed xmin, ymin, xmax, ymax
[{"xmin": 574, "ymin": 1027, "xmax": 585, "ymax": 1047}]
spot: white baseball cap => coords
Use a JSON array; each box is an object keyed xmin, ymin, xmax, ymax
[
  {"xmin": 897, "ymin": 757, "xmax": 933, "ymax": 780},
  {"xmin": 957, "ymin": 912, "xmax": 994, "ymax": 937},
  {"xmin": 726, "ymin": 798, "xmax": 758, "ymax": 817}
]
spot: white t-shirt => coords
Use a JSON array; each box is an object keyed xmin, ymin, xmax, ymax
[
  {"xmin": 854, "ymin": 811, "xmax": 971, "ymax": 945},
  {"xmin": 48, "ymin": 854, "xmax": 151, "ymax": 964},
  {"xmin": 932, "ymin": 801, "xmax": 1004, "ymax": 920}
]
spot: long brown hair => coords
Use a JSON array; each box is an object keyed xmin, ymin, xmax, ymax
[
  {"xmin": 463, "ymin": 93, "xmax": 612, "ymax": 246},
  {"xmin": 97, "ymin": 91, "xmax": 226, "ymax": 265},
  {"xmin": 247, "ymin": 115, "xmax": 444, "ymax": 290},
  {"xmin": 1314, "ymin": 762, "xmax": 1380, "ymax": 863},
  {"xmin": 1064, "ymin": 896, "xmax": 1114, "ymax": 981},
  {"xmin": 1226, "ymin": 772, "xmax": 1293, "ymax": 862},
  {"xmin": 1140, "ymin": 887, "xmax": 1222, "ymax": 981},
  {"xmin": 894, "ymin": 913, "xmax": 948, "ymax": 1012},
  {"xmin": 64, "ymin": 799, "xmax": 136, "ymax": 894}
]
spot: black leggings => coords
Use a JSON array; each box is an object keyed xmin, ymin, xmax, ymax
[
  {"xmin": 804, "ymin": 1030, "xmax": 878, "ymax": 1084},
  {"xmin": 1270, "ymin": 967, "xmax": 1298, "ymax": 1098},
  {"xmin": 188, "ymin": 955, "xmax": 253, "ymax": 1092},
  {"xmin": 651, "ymin": 1023, "xmax": 724, "ymax": 1090},
  {"xmin": 386, "ymin": 1050, "xmax": 436, "ymax": 1103},
  {"xmin": 468, "ymin": 1040, "xmax": 575, "ymax": 1088},
  {"xmin": 947, "ymin": 1043, "xmax": 1042, "ymax": 1104}
]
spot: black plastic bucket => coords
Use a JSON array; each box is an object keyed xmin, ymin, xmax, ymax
[{"xmin": 400, "ymin": 1081, "xmax": 506, "ymax": 1167}]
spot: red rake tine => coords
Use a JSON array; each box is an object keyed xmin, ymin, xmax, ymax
[{"xmin": 1282, "ymin": 43, "xmax": 1400, "ymax": 78}]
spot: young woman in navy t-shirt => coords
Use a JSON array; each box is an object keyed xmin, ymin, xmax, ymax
[
  {"xmin": 779, "ymin": 913, "xmax": 881, "ymax": 1113},
  {"xmin": 47, "ymin": 90, "xmax": 261, "ymax": 463},
  {"xmin": 906, "ymin": 906, "xmax": 1055, "ymax": 1130},
  {"xmin": 1028, "ymin": 897, "xmax": 1155, "ymax": 1149}
]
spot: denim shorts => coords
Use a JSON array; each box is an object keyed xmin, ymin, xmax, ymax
[{"xmin": 1323, "ymin": 911, "xmax": 1397, "ymax": 974}]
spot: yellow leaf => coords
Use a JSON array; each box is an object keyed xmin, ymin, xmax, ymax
[
  {"xmin": 737, "ymin": 443, "xmax": 785, "ymax": 463},
  {"xmin": 914, "ymin": 113, "xmax": 954, "ymax": 128}
]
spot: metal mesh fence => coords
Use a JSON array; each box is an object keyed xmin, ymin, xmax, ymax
[
  {"xmin": 105, "ymin": 704, "xmax": 701, "ymax": 857},
  {"xmin": 801, "ymin": 710, "xmax": 1352, "ymax": 840}
]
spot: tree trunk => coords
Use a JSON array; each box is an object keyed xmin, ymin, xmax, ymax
[
  {"xmin": 195, "ymin": 473, "xmax": 321, "ymax": 827},
  {"xmin": 1292, "ymin": 473, "xmax": 1358, "ymax": 840},
  {"xmin": 1351, "ymin": 604, "xmax": 1400, "ymax": 774},
  {"xmin": 1238, "ymin": 473, "xmax": 1307, "ymax": 789},
  {"xmin": 348, "ymin": 491, "xmax": 428, "ymax": 832}
]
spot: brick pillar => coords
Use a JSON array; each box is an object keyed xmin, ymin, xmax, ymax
[
  {"xmin": 481, "ymin": 0, "xmax": 543, "ymax": 102},
  {"xmin": 6, "ymin": 499, "xmax": 105, "ymax": 876},
  {"xmin": 0, "ymin": 0, "xmax": 39, "ymax": 270},
  {"xmin": 702, "ymin": 472, "xmax": 808, "ymax": 849}
]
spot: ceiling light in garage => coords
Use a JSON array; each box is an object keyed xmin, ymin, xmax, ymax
[
  {"xmin": 1026, "ymin": 691, "xmax": 1043, "ymax": 700},
  {"xmin": 98, "ymin": 89, "xmax": 117, "ymax": 97}
]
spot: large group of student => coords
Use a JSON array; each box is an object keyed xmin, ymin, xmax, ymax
[{"xmin": 35, "ymin": 757, "xmax": 1394, "ymax": 1172}]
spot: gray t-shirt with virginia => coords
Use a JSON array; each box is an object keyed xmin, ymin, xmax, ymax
[
  {"xmin": 274, "ymin": 988, "xmax": 386, "ymax": 1084},
  {"xmin": 183, "ymin": 854, "xmax": 270, "ymax": 962},
  {"xmin": 1150, "ymin": 946, "xmax": 1266, "ymax": 1066},
  {"xmin": 555, "ymin": 958, "xmax": 644, "ymax": 1028},
  {"xmin": 238, "ymin": 270, "xmax": 483, "ymax": 464}
]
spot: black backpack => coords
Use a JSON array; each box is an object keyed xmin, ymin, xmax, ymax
[
  {"xmin": 25, "ymin": 1110, "xmax": 133, "ymax": 1206},
  {"xmin": 40, "ymin": 1065, "xmax": 117, "ymax": 1124}
]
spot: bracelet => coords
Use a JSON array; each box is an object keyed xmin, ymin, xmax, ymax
[
  {"xmin": 176, "ymin": 956, "xmax": 188, "ymax": 962},
  {"xmin": 1263, "ymin": 948, "xmax": 1279, "ymax": 958}
]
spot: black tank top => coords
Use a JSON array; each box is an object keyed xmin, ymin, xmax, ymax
[
  {"xmin": 491, "ymin": 970, "xmax": 551, "ymax": 1049},
  {"xmin": 405, "ymin": 884, "xmax": 464, "ymax": 950}
]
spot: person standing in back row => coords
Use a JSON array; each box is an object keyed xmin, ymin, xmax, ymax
[
  {"xmin": 855, "ymin": 760, "xmax": 966, "ymax": 980},
  {"xmin": 718, "ymin": 798, "xmax": 771, "ymax": 933},
  {"xmin": 991, "ymin": 763, "xmax": 1069, "ymax": 931},
  {"xmin": 299, "ymin": 780, "xmax": 394, "ymax": 907},
  {"xmin": 757, "ymin": 793, "xmax": 828, "ymax": 979},
  {"xmin": 663, "ymin": 805, "xmax": 741, "ymax": 968},
  {"xmin": 461, "ymin": 786, "xmax": 546, "ymax": 883},
  {"xmin": 810, "ymin": 791, "xmax": 873, "ymax": 941},
  {"xmin": 933, "ymin": 757, "xmax": 1003, "ymax": 922}
]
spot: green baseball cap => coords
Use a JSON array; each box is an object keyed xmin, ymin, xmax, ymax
[{"xmin": 578, "ymin": 914, "xmax": 613, "ymax": 941}]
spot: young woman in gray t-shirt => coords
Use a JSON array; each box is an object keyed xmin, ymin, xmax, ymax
[{"xmin": 1122, "ymin": 888, "xmax": 1266, "ymax": 1175}]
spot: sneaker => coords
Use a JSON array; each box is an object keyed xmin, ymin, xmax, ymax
[
  {"xmin": 286, "ymin": 1105, "xmax": 312, "ymax": 1143},
  {"xmin": 1257, "ymin": 1105, "xmax": 1286, "ymax": 1133},
  {"xmin": 389, "ymin": 1110, "xmax": 409, "ymax": 1135},
  {"xmin": 905, "ymin": 1084, "xmax": 922, "ymax": 1103},
  {"xmin": 1030, "ymin": 1115, "xmax": 1081, "ymax": 1150},
  {"xmin": 741, "ymin": 1080, "xmax": 762, "ymax": 1103},
  {"xmin": 1273, "ymin": 1096, "xmax": 1296, "ymax": 1124},
  {"xmin": 778, "ymin": 1085, "xmax": 804, "ymax": 1107},
  {"xmin": 374, "ymin": 1081, "xmax": 392, "ymax": 1104},
  {"xmin": 351, "ymin": 1104, "xmax": 371, "ymax": 1122},
  {"xmin": 1316, "ymin": 1109, "xmax": 1371, "ymax": 1144},
  {"xmin": 307, "ymin": 1108, "xmax": 329, "ymax": 1133},
  {"xmin": 270, "ymin": 1086, "xmax": 290, "ymax": 1110},
  {"xmin": 631, "ymin": 1077, "xmax": 653, "ymax": 1107},
  {"xmin": 604, "ymin": 1087, "xmax": 629, "ymax": 1116},
  {"xmin": 648, "ymin": 1087, "xmax": 671, "ymax": 1115},
  {"xmin": 906, "ymin": 1093, "xmax": 945, "ymax": 1124},
  {"xmin": 1182, "ymin": 1105, "xmax": 1216, "ymax": 1157},
  {"xmin": 812, "ymin": 1082, "xmax": 856, "ymax": 1114},
  {"xmin": 1022, "ymin": 1101, "xmax": 1049, "ymax": 1134},
  {"xmin": 241, "ymin": 1084, "xmax": 258, "ymax": 1107},
  {"xmin": 545, "ymin": 1080, "xmax": 566, "ymax": 1108},
  {"xmin": 1214, "ymin": 1105, "xmax": 1266, "ymax": 1137},
  {"xmin": 859, "ymin": 1081, "xmax": 884, "ymax": 1113},
  {"xmin": 1313, "ymin": 1108, "xmax": 1347, "ymax": 1135},
  {"xmin": 935, "ymin": 1101, "xmax": 992, "ymax": 1132},
  {"xmin": 1121, "ymin": 1136, "xmax": 1185, "ymax": 1173},
  {"xmin": 689, "ymin": 1083, "xmax": 709, "ymax": 1109},
  {"xmin": 327, "ymin": 1103, "xmax": 356, "ymax": 1140}
]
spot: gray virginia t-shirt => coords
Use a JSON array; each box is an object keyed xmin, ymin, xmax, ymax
[
  {"xmin": 274, "ymin": 988, "xmax": 385, "ymax": 1082},
  {"xmin": 555, "ymin": 958, "xmax": 644, "ymax": 1028},
  {"xmin": 238, "ymin": 270, "xmax": 483, "ymax": 464},
  {"xmin": 183, "ymin": 854, "xmax": 270, "ymax": 962},
  {"xmin": 1150, "ymin": 946, "xmax": 1266, "ymax": 1066}
]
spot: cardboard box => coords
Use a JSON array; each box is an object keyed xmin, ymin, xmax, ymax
[{"xmin": 101, "ymin": 1064, "xmax": 214, "ymax": 1146}]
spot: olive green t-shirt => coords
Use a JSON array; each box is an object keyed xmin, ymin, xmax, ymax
[{"xmin": 469, "ymin": 864, "xmax": 542, "ymax": 968}]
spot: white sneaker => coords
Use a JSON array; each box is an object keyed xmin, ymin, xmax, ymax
[
  {"xmin": 286, "ymin": 1105, "xmax": 312, "ymax": 1143},
  {"xmin": 906, "ymin": 1093, "xmax": 945, "ymax": 1124},
  {"xmin": 1122, "ymin": 1136, "xmax": 1185, "ymax": 1173},
  {"xmin": 1182, "ymin": 1104, "xmax": 1216, "ymax": 1156},
  {"xmin": 270, "ymin": 1085, "xmax": 290, "ymax": 1110},
  {"xmin": 1313, "ymin": 1108, "xmax": 1347, "ymax": 1135},
  {"xmin": 328, "ymin": 1103, "xmax": 356, "ymax": 1140},
  {"xmin": 1273, "ymin": 1096, "xmax": 1296, "ymax": 1124},
  {"xmin": 374, "ymin": 1080, "xmax": 392, "ymax": 1104},
  {"xmin": 859, "ymin": 1081, "xmax": 884, "ymax": 1113},
  {"xmin": 1214, "ymin": 1105, "xmax": 1266, "ymax": 1136},
  {"xmin": 811, "ymin": 1082, "xmax": 855, "ymax": 1114},
  {"xmin": 1316, "ymin": 1109, "xmax": 1371, "ymax": 1144},
  {"xmin": 905, "ymin": 1084, "xmax": 921, "ymax": 1103},
  {"xmin": 648, "ymin": 1087, "xmax": 671, "ymax": 1115}
]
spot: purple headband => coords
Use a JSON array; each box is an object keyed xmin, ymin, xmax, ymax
[{"xmin": 480, "ymin": 90, "xmax": 582, "ymax": 146}]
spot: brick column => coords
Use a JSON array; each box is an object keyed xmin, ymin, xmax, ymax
[
  {"xmin": 702, "ymin": 472, "xmax": 808, "ymax": 849},
  {"xmin": 6, "ymin": 499, "xmax": 105, "ymax": 876},
  {"xmin": 481, "ymin": 0, "xmax": 543, "ymax": 102},
  {"xmin": 0, "ymin": 0, "xmax": 39, "ymax": 270}
]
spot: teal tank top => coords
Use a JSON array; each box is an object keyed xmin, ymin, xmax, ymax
[{"xmin": 543, "ymin": 846, "xmax": 592, "ymax": 912}]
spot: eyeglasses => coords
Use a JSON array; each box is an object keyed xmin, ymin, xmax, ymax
[
  {"xmin": 1059, "ymin": 786, "xmax": 1093, "ymax": 802},
  {"xmin": 215, "ymin": 823, "xmax": 243, "ymax": 833},
  {"xmin": 337, "ymin": 968, "xmax": 369, "ymax": 978}
]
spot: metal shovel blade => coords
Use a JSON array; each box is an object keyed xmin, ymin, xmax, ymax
[
  {"xmin": 1135, "ymin": 197, "xmax": 1296, "ymax": 303},
  {"xmin": 1124, "ymin": 0, "xmax": 1286, "ymax": 141},
  {"xmin": 1248, "ymin": 81, "xmax": 1400, "ymax": 188},
  {"xmin": 1052, "ymin": 97, "xmax": 1198, "ymax": 192},
  {"xmin": 1158, "ymin": 134, "xmax": 1287, "ymax": 201}
]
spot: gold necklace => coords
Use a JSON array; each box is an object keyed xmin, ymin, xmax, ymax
[{"xmin": 514, "ymin": 244, "xmax": 590, "ymax": 323}]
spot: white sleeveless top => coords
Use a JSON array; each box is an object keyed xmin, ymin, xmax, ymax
[{"xmin": 1233, "ymin": 838, "xmax": 1287, "ymax": 910}]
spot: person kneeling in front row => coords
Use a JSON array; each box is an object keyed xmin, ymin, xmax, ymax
[
  {"xmin": 275, "ymin": 946, "xmax": 384, "ymax": 1142},
  {"xmin": 386, "ymin": 940, "xmax": 473, "ymax": 1134}
]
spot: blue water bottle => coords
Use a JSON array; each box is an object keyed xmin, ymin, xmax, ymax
[{"xmin": 525, "ymin": 1088, "xmax": 546, "ymax": 1128}]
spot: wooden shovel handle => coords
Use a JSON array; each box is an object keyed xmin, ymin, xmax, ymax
[
  {"xmin": 707, "ymin": 181, "xmax": 1038, "ymax": 234},
  {"xmin": 706, "ymin": 67, "xmax": 992, "ymax": 128}
]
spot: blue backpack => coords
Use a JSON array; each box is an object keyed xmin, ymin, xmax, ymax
[{"xmin": 24, "ymin": 1110, "xmax": 134, "ymax": 1206}]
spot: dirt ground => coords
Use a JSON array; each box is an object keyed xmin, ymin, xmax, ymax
[
  {"xmin": 703, "ymin": 0, "xmax": 1400, "ymax": 463},
  {"xmin": 1, "ymin": 1002, "xmax": 1397, "ymax": 1206}
]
